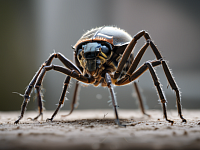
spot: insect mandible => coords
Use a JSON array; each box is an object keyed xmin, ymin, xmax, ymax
[{"xmin": 15, "ymin": 26, "xmax": 187, "ymax": 126}]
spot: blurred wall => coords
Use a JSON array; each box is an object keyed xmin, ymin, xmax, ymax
[{"xmin": 0, "ymin": 0, "xmax": 199, "ymax": 112}]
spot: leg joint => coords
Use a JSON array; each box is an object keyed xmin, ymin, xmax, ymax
[
  {"xmin": 44, "ymin": 65, "xmax": 54, "ymax": 71},
  {"xmin": 24, "ymin": 94, "xmax": 30, "ymax": 99},
  {"xmin": 160, "ymin": 99, "xmax": 166, "ymax": 104},
  {"xmin": 144, "ymin": 32, "xmax": 151, "ymax": 40},
  {"xmin": 70, "ymin": 70, "xmax": 76, "ymax": 76},
  {"xmin": 154, "ymin": 81, "xmax": 160, "ymax": 86},
  {"xmin": 146, "ymin": 39, "xmax": 151, "ymax": 43},
  {"xmin": 35, "ymin": 84, "xmax": 41, "ymax": 88},
  {"xmin": 134, "ymin": 30, "xmax": 145, "ymax": 41},
  {"xmin": 53, "ymin": 53, "xmax": 58, "ymax": 58},
  {"xmin": 144, "ymin": 61, "xmax": 151, "ymax": 66},
  {"xmin": 28, "ymin": 85, "xmax": 33, "ymax": 88}
]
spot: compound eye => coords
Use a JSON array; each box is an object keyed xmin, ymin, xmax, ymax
[{"xmin": 101, "ymin": 45, "xmax": 110, "ymax": 54}]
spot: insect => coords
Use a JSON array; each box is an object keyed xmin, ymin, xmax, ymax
[{"xmin": 15, "ymin": 26, "xmax": 186, "ymax": 126}]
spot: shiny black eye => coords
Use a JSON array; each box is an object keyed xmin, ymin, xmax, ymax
[{"xmin": 101, "ymin": 45, "xmax": 110, "ymax": 54}]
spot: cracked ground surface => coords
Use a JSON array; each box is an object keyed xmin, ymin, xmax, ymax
[{"xmin": 0, "ymin": 109, "xmax": 200, "ymax": 150}]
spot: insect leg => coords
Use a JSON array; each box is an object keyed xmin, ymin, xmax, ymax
[
  {"xmin": 31, "ymin": 85, "xmax": 43, "ymax": 121},
  {"xmin": 32, "ymin": 64, "xmax": 92, "ymax": 121},
  {"xmin": 105, "ymin": 73, "xmax": 126, "ymax": 127},
  {"xmin": 145, "ymin": 62, "xmax": 173, "ymax": 125},
  {"xmin": 47, "ymin": 76, "xmax": 71, "ymax": 121},
  {"xmin": 61, "ymin": 81, "xmax": 80, "ymax": 117},
  {"xmin": 116, "ymin": 61, "xmax": 173, "ymax": 124},
  {"xmin": 44, "ymin": 65, "xmax": 95, "ymax": 83},
  {"xmin": 116, "ymin": 41, "xmax": 150, "ymax": 84},
  {"xmin": 116, "ymin": 60, "xmax": 161, "ymax": 85},
  {"xmin": 113, "ymin": 31, "xmax": 146, "ymax": 79},
  {"xmin": 161, "ymin": 60, "xmax": 186, "ymax": 122},
  {"xmin": 31, "ymin": 64, "xmax": 93, "ymax": 121},
  {"xmin": 56, "ymin": 53, "xmax": 82, "ymax": 74},
  {"xmin": 29, "ymin": 67, "xmax": 47, "ymax": 120},
  {"xmin": 14, "ymin": 54, "xmax": 55, "ymax": 124},
  {"xmin": 30, "ymin": 65, "xmax": 92, "ymax": 122},
  {"xmin": 14, "ymin": 74, "xmax": 41, "ymax": 124},
  {"xmin": 33, "ymin": 53, "xmax": 82, "ymax": 121},
  {"xmin": 133, "ymin": 81, "xmax": 150, "ymax": 117},
  {"xmin": 146, "ymin": 38, "xmax": 186, "ymax": 122},
  {"xmin": 15, "ymin": 52, "xmax": 90, "ymax": 124},
  {"xmin": 112, "ymin": 41, "xmax": 150, "ymax": 116}
]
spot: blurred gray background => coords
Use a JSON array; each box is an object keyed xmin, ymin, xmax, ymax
[{"xmin": 0, "ymin": 0, "xmax": 200, "ymax": 112}]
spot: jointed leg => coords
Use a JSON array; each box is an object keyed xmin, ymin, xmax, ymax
[
  {"xmin": 14, "ymin": 54, "xmax": 55, "ymax": 124},
  {"xmin": 27, "ymin": 86, "xmax": 44, "ymax": 121},
  {"xmin": 32, "ymin": 65, "xmax": 93, "ymax": 121},
  {"xmin": 15, "ymin": 52, "xmax": 94, "ymax": 124},
  {"xmin": 133, "ymin": 81, "xmax": 150, "ymax": 117},
  {"xmin": 114, "ymin": 30, "xmax": 186, "ymax": 122},
  {"xmin": 144, "ymin": 37, "xmax": 186, "ymax": 122},
  {"xmin": 105, "ymin": 73, "xmax": 126, "ymax": 127},
  {"xmin": 118, "ymin": 44, "xmax": 150, "ymax": 117},
  {"xmin": 116, "ymin": 60, "xmax": 161, "ymax": 85},
  {"xmin": 36, "ymin": 64, "xmax": 94, "ymax": 120},
  {"xmin": 33, "ymin": 53, "xmax": 82, "ymax": 120},
  {"xmin": 116, "ymin": 61, "xmax": 173, "ymax": 124},
  {"xmin": 145, "ymin": 62, "xmax": 173, "ymax": 124},
  {"xmin": 161, "ymin": 61, "xmax": 186, "ymax": 122},
  {"xmin": 113, "ymin": 31, "xmax": 146, "ymax": 79},
  {"xmin": 113, "ymin": 40, "xmax": 150, "ymax": 85},
  {"xmin": 61, "ymin": 80, "xmax": 80, "ymax": 117},
  {"xmin": 47, "ymin": 76, "xmax": 71, "ymax": 121},
  {"xmin": 149, "ymin": 42, "xmax": 186, "ymax": 122}
]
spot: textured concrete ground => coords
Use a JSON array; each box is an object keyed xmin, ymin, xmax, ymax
[{"xmin": 0, "ymin": 109, "xmax": 200, "ymax": 150}]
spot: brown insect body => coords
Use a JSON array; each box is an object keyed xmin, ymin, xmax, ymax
[{"xmin": 74, "ymin": 26, "xmax": 133, "ymax": 87}]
